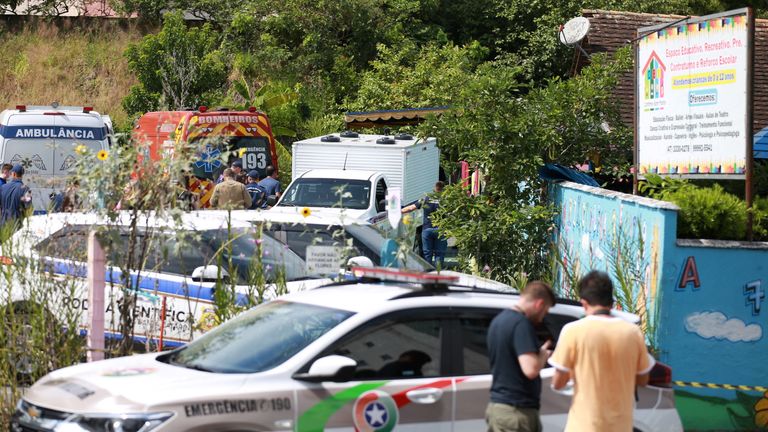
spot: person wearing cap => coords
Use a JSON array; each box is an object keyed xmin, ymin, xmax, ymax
[
  {"xmin": 0, "ymin": 164, "xmax": 32, "ymax": 235},
  {"xmin": 231, "ymin": 160, "xmax": 246, "ymax": 184},
  {"xmin": 216, "ymin": 160, "xmax": 247, "ymax": 184},
  {"xmin": 245, "ymin": 170, "xmax": 267, "ymax": 210},
  {"xmin": 210, "ymin": 168, "xmax": 252, "ymax": 210}
]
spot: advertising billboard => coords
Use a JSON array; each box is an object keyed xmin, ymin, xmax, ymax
[{"xmin": 637, "ymin": 9, "xmax": 752, "ymax": 177}]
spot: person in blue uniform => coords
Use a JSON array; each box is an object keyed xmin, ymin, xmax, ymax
[
  {"xmin": 0, "ymin": 164, "xmax": 32, "ymax": 236},
  {"xmin": 402, "ymin": 181, "xmax": 446, "ymax": 267}
]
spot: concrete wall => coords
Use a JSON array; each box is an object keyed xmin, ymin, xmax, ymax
[{"xmin": 550, "ymin": 181, "xmax": 768, "ymax": 431}]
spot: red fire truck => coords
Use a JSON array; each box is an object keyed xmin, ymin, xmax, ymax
[{"xmin": 132, "ymin": 107, "xmax": 279, "ymax": 207}]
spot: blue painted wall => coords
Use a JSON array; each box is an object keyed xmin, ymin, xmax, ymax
[{"xmin": 550, "ymin": 181, "xmax": 768, "ymax": 430}]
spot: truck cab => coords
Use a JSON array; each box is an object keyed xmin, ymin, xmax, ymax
[
  {"xmin": 274, "ymin": 132, "xmax": 439, "ymax": 222},
  {"xmin": 273, "ymin": 169, "xmax": 388, "ymax": 222}
]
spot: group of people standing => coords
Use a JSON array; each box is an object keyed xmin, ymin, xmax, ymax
[
  {"xmin": 0, "ymin": 163, "xmax": 32, "ymax": 237},
  {"xmin": 487, "ymin": 271, "xmax": 655, "ymax": 432},
  {"xmin": 210, "ymin": 160, "xmax": 281, "ymax": 210}
]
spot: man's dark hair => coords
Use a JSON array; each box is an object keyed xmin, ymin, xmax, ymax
[
  {"xmin": 578, "ymin": 270, "xmax": 614, "ymax": 307},
  {"xmin": 265, "ymin": 165, "xmax": 275, "ymax": 177},
  {"xmin": 1, "ymin": 163, "xmax": 12, "ymax": 173},
  {"xmin": 522, "ymin": 280, "xmax": 556, "ymax": 306},
  {"xmin": 435, "ymin": 180, "xmax": 445, "ymax": 192}
]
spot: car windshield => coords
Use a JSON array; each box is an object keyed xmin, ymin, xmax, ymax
[
  {"xmin": 162, "ymin": 300, "xmax": 354, "ymax": 373},
  {"xmin": 262, "ymin": 222, "xmax": 432, "ymax": 272},
  {"xmin": 279, "ymin": 178, "xmax": 371, "ymax": 209}
]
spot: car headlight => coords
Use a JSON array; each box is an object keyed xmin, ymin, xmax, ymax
[{"xmin": 54, "ymin": 412, "xmax": 173, "ymax": 432}]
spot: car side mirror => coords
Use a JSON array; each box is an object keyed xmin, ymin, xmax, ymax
[
  {"xmin": 377, "ymin": 199, "xmax": 386, "ymax": 213},
  {"xmin": 266, "ymin": 195, "xmax": 278, "ymax": 207},
  {"xmin": 191, "ymin": 265, "xmax": 229, "ymax": 283},
  {"xmin": 293, "ymin": 355, "xmax": 357, "ymax": 383}
]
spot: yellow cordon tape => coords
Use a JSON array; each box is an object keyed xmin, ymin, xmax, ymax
[{"xmin": 674, "ymin": 381, "xmax": 768, "ymax": 392}]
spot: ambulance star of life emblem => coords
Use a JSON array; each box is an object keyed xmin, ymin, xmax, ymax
[{"xmin": 195, "ymin": 146, "xmax": 222, "ymax": 173}]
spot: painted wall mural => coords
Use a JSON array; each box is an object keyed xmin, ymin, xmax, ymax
[{"xmin": 551, "ymin": 182, "xmax": 768, "ymax": 431}]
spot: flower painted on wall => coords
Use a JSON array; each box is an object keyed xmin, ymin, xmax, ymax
[{"xmin": 755, "ymin": 392, "xmax": 768, "ymax": 427}]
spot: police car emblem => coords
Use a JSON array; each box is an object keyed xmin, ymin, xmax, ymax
[{"xmin": 353, "ymin": 390, "xmax": 398, "ymax": 432}]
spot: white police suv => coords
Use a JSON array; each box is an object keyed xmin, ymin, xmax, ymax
[{"xmin": 12, "ymin": 268, "xmax": 683, "ymax": 432}]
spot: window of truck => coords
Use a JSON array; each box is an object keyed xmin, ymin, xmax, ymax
[{"xmin": 280, "ymin": 178, "xmax": 371, "ymax": 210}]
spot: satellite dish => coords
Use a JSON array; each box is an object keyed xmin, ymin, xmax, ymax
[{"xmin": 559, "ymin": 16, "xmax": 590, "ymax": 46}]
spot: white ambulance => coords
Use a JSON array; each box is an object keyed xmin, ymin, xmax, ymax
[{"xmin": 0, "ymin": 104, "xmax": 113, "ymax": 211}]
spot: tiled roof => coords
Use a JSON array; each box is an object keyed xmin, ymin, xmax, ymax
[{"xmin": 580, "ymin": 9, "xmax": 767, "ymax": 135}]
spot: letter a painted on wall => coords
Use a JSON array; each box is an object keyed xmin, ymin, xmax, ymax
[{"xmin": 678, "ymin": 256, "xmax": 701, "ymax": 290}]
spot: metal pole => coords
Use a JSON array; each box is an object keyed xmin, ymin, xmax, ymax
[
  {"xmin": 159, "ymin": 296, "xmax": 167, "ymax": 351},
  {"xmin": 87, "ymin": 231, "xmax": 105, "ymax": 362},
  {"xmin": 746, "ymin": 8, "xmax": 756, "ymax": 240},
  {"xmin": 633, "ymin": 32, "xmax": 640, "ymax": 195}
]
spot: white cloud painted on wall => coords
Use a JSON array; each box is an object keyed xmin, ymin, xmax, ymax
[{"xmin": 684, "ymin": 311, "xmax": 762, "ymax": 343}]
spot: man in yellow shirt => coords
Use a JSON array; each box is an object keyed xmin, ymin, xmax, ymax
[{"xmin": 549, "ymin": 271, "xmax": 655, "ymax": 432}]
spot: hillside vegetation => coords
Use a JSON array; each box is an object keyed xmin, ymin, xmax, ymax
[{"xmin": 0, "ymin": 21, "xmax": 144, "ymax": 130}]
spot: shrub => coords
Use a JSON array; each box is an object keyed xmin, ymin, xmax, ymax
[
  {"xmin": 752, "ymin": 196, "xmax": 768, "ymax": 241},
  {"xmin": 660, "ymin": 184, "xmax": 747, "ymax": 240}
]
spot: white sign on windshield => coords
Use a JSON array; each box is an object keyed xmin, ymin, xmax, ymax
[{"xmin": 306, "ymin": 245, "xmax": 346, "ymax": 275}]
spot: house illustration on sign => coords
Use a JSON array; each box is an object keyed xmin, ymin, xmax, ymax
[{"xmin": 643, "ymin": 50, "xmax": 666, "ymax": 100}]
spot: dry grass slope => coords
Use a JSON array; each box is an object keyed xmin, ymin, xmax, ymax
[{"xmin": 0, "ymin": 21, "xmax": 145, "ymax": 131}]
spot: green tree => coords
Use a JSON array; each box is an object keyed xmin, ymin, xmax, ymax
[
  {"xmin": 350, "ymin": 41, "xmax": 487, "ymax": 111},
  {"xmin": 425, "ymin": 51, "xmax": 631, "ymax": 281},
  {"xmin": 122, "ymin": 11, "xmax": 229, "ymax": 116}
]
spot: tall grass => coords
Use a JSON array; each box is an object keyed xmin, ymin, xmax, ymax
[{"xmin": 0, "ymin": 22, "xmax": 143, "ymax": 130}]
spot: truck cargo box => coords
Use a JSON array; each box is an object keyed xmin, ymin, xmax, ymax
[{"xmin": 291, "ymin": 133, "xmax": 439, "ymax": 205}]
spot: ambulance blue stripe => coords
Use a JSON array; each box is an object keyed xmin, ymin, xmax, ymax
[{"xmin": 0, "ymin": 125, "xmax": 107, "ymax": 140}]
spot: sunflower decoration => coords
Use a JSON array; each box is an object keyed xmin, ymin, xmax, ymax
[
  {"xmin": 301, "ymin": 207, "xmax": 312, "ymax": 218},
  {"xmin": 238, "ymin": 147, "xmax": 247, "ymax": 157},
  {"xmin": 96, "ymin": 150, "xmax": 109, "ymax": 161},
  {"xmin": 74, "ymin": 144, "xmax": 88, "ymax": 156},
  {"xmin": 403, "ymin": 214, "xmax": 412, "ymax": 225},
  {"xmin": 756, "ymin": 391, "xmax": 768, "ymax": 427}
]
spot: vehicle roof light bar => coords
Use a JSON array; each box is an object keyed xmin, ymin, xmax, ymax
[{"xmin": 351, "ymin": 266, "xmax": 459, "ymax": 289}]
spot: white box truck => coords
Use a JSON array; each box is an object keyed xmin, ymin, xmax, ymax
[
  {"xmin": 272, "ymin": 132, "xmax": 440, "ymax": 223},
  {"xmin": 0, "ymin": 104, "xmax": 113, "ymax": 211}
]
